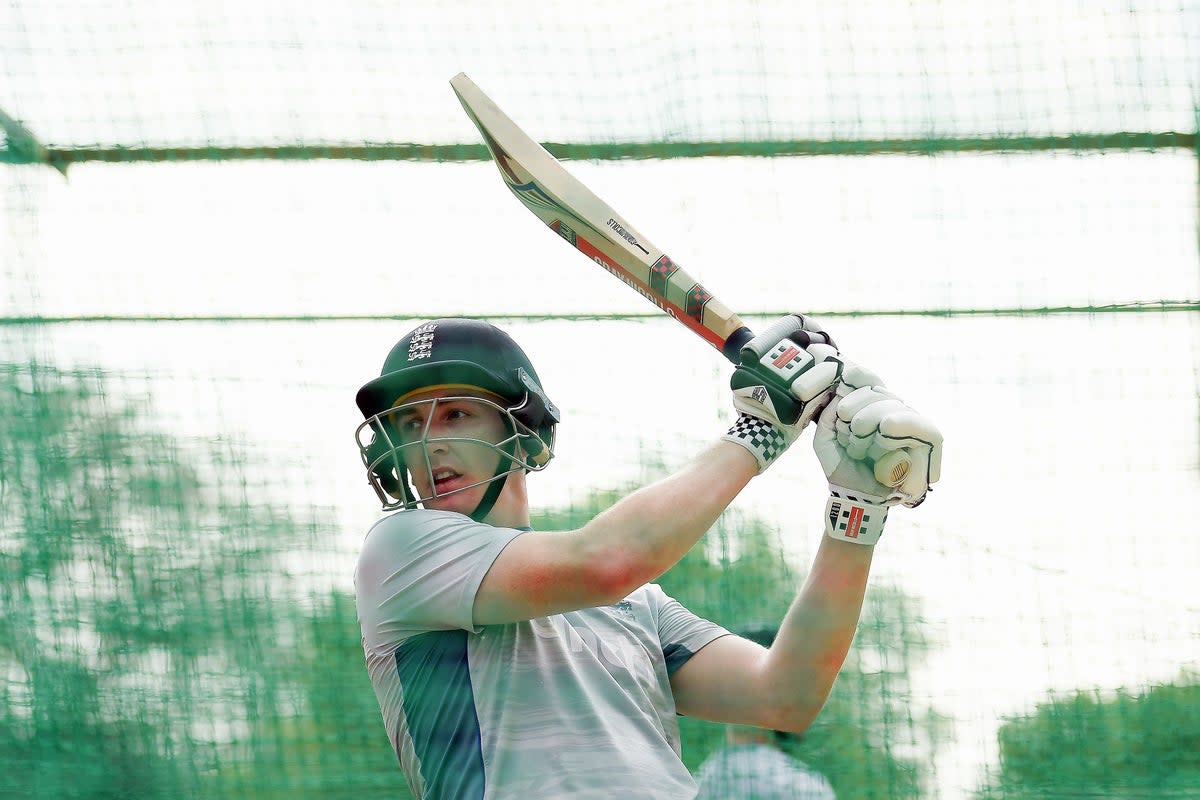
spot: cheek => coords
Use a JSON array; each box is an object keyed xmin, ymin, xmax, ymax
[
  {"xmin": 487, "ymin": 422, "xmax": 513, "ymax": 454},
  {"xmin": 462, "ymin": 442, "xmax": 501, "ymax": 473},
  {"xmin": 484, "ymin": 419, "xmax": 512, "ymax": 447},
  {"xmin": 402, "ymin": 448, "xmax": 431, "ymax": 478}
]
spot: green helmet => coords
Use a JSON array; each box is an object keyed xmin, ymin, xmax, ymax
[{"xmin": 354, "ymin": 319, "xmax": 559, "ymax": 516}]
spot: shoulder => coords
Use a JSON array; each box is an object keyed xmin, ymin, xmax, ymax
[
  {"xmin": 355, "ymin": 511, "xmax": 529, "ymax": 631},
  {"xmin": 361, "ymin": 509, "xmax": 500, "ymax": 551},
  {"xmin": 635, "ymin": 583, "xmax": 701, "ymax": 616},
  {"xmin": 628, "ymin": 584, "xmax": 723, "ymax": 636},
  {"xmin": 357, "ymin": 510, "xmax": 523, "ymax": 579},
  {"xmin": 365, "ymin": 508, "xmax": 471, "ymax": 540},
  {"xmin": 633, "ymin": 582, "xmax": 670, "ymax": 605}
]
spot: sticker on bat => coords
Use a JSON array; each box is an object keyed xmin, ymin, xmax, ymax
[
  {"xmin": 686, "ymin": 284, "xmax": 713, "ymax": 325},
  {"xmin": 551, "ymin": 220, "xmax": 578, "ymax": 246},
  {"xmin": 649, "ymin": 255, "xmax": 680, "ymax": 297}
]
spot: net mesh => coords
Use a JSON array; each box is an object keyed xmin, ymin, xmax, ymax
[{"xmin": 2, "ymin": 2, "xmax": 1198, "ymax": 798}]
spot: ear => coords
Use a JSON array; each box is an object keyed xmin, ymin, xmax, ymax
[{"xmin": 365, "ymin": 434, "xmax": 418, "ymax": 507}]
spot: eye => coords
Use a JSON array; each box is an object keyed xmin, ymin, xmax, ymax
[{"xmin": 394, "ymin": 415, "xmax": 422, "ymax": 434}]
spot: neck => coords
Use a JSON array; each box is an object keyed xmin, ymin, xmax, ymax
[{"xmin": 478, "ymin": 473, "xmax": 531, "ymax": 529}]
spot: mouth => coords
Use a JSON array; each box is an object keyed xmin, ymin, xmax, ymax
[{"xmin": 430, "ymin": 467, "xmax": 464, "ymax": 493}]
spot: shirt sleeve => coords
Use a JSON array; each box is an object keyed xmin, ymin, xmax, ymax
[
  {"xmin": 646, "ymin": 584, "xmax": 731, "ymax": 675},
  {"xmin": 355, "ymin": 510, "xmax": 524, "ymax": 647}
]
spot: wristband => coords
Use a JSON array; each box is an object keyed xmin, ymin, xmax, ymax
[
  {"xmin": 824, "ymin": 494, "xmax": 888, "ymax": 545},
  {"xmin": 722, "ymin": 413, "xmax": 789, "ymax": 473}
]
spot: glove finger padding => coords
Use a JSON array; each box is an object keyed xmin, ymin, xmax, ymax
[
  {"xmin": 837, "ymin": 362, "xmax": 887, "ymax": 396},
  {"xmin": 815, "ymin": 400, "xmax": 896, "ymax": 504},
  {"xmin": 816, "ymin": 369, "xmax": 943, "ymax": 509},
  {"xmin": 744, "ymin": 313, "xmax": 836, "ymax": 352},
  {"xmin": 878, "ymin": 410, "xmax": 943, "ymax": 499},
  {"xmin": 836, "ymin": 388, "xmax": 909, "ymax": 461}
]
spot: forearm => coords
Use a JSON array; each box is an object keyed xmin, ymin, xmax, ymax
[
  {"xmin": 578, "ymin": 438, "xmax": 757, "ymax": 592},
  {"xmin": 762, "ymin": 535, "xmax": 875, "ymax": 731}
]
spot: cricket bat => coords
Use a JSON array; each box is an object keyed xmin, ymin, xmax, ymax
[{"xmin": 449, "ymin": 72, "xmax": 910, "ymax": 487}]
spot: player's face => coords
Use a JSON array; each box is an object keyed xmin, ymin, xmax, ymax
[{"xmin": 390, "ymin": 389, "xmax": 512, "ymax": 515}]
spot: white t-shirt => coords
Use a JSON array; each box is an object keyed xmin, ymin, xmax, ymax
[
  {"xmin": 355, "ymin": 509, "xmax": 730, "ymax": 800},
  {"xmin": 695, "ymin": 744, "xmax": 837, "ymax": 800}
]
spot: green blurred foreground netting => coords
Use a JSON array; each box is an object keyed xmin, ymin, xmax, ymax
[{"xmin": 2, "ymin": 2, "xmax": 1198, "ymax": 799}]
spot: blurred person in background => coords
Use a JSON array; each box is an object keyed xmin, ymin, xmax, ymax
[{"xmin": 695, "ymin": 626, "xmax": 836, "ymax": 800}]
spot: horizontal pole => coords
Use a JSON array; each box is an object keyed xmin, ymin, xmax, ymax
[
  {"xmin": 0, "ymin": 132, "xmax": 1194, "ymax": 169},
  {"xmin": 2, "ymin": 301, "xmax": 1197, "ymax": 326}
]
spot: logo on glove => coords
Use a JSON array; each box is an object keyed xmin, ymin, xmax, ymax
[{"xmin": 751, "ymin": 385, "xmax": 768, "ymax": 405}]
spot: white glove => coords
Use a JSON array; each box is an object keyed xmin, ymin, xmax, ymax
[
  {"xmin": 813, "ymin": 363, "xmax": 943, "ymax": 544},
  {"xmin": 722, "ymin": 314, "xmax": 843, "ymax": 472}
]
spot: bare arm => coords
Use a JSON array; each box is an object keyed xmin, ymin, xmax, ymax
[
  {"xmin": 669, "ymin": 535, "xmax": 874, "ymax": 732},
  {"xmin": 473, "ymin": 439, "xmax": 759, "ymax": 625},
  {"xmin": 668, "ymin": 358, "xmax": 939, "ymax": 730}
]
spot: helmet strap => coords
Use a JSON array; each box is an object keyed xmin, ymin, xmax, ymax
[
  {"xmin": 468, "ymin": 421, "xmax": 520, "ymax": 523},
  {"xmin": 469, "ymin": 469, "xmax": 508, "ymax": 523}
]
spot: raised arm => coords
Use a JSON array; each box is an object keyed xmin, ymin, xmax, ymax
[
  {"xmin": 473, "ymin": 315, "xmax": 843, "ymax": 626},
  {"xmin": 669, "ymin": 362, "xmax": 943, "ymax": 731},
  {"xmin": 472, "ymin": 440, "xmax": 756, "ymax": 625}
]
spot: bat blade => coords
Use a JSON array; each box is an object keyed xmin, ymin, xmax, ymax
[
  {"xmin": 449, "ymin": 72, "xmax": 753, "ymax": 363},
  {"xmin": 448, "ymin": 72, "xmax": 912, "ymax": 487}
]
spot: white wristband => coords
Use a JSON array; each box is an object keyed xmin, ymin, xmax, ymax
[{"xmin": 824, "ymin": 495, "xmax": 888, "ymax": 545}]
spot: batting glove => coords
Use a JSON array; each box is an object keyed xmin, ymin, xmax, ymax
[
  {"xmin": 814, "ymin": 362, "xmax": 943, "ymax": 545},
  {"xmin": 722, "ymin": 314, "xmax": 843, "ymax": 472}
]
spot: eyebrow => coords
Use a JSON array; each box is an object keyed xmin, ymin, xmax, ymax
[{"xmin": 391, "ymin": 408, "xmax": 422, "ymax": 424}]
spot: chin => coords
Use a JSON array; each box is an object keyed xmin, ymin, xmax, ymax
[{"xmin": 424, "ymin": 488, "xmax": 481, "ymax": 515}]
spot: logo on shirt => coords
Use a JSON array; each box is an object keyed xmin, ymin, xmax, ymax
[
  {"xmin": 611, "ymin": 600, "xmax": 634, "ymax": 619},
  {"xmin": 531, "ymin": 611, "xmax": 657, "ymax": 690}
]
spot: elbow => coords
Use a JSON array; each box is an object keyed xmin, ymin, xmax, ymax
[
  {"xmin": 758, "ymin": 669, "xmax": 838, "ymax": 733},
  {"xmin": 579, "ymin": 545, "xmax": 650, "ymax": 605},
  {"xmin": 572, "ymin": 523, "xmax": 660, "ymax": 604},
  {"xmin": 764, "ymin": 697, "xmax": 825, "ymax": 735},
  {"xmin": 770, "ymin": 707, "xmax": 820, "ymax": 736}
]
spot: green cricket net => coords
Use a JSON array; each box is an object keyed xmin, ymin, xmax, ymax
[{"xmin": 2, "ymin": 2, "xmax": 1197, "ymax": 798}]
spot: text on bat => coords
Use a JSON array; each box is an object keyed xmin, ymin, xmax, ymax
[
  {"xmin": 607, "ymin": 218, "xmax": 650, "ymax": 254},
  {"xmin": 591, "ymin": 256, "xmax": 678, "ymax": 320}
]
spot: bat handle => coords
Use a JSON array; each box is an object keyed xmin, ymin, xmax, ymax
[
  {"xmin": 874, "ymin": 449, "xmax": 912, "ymax": 488},
  {"xmin": 720, "ymin": 325, "xmax": 756, "ymax": 364}
]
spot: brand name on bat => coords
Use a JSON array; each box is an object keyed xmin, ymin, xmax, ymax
[
  {"xmin": 592, "ymin": 256, "xmax": 678, "ymax": 320},
  {"xmin": 607, "ymin": 218, "xmax": 650, "ymax": 254}
]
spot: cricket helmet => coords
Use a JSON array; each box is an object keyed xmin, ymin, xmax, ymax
[{"xmin": 354, "ymin": 318, "xmax": 559, "ymax": 515}]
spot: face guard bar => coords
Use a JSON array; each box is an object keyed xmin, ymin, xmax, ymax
[{"xmin": 354, "ymin": 394, "xmax": 555, "ymax": 511}]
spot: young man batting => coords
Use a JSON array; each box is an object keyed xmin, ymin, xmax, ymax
[{"xmin": 353, "ymin": 315, "xmax": 942, "ymax": 799}]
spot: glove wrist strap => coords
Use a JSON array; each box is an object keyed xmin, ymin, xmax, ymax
[
  {"xmin": 824, "ymin": 492, "xmax": 888, "ymax": 546},
  {"xmin": 722, "ymin": 413, "xmax": 789, "ymax": 473}
]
